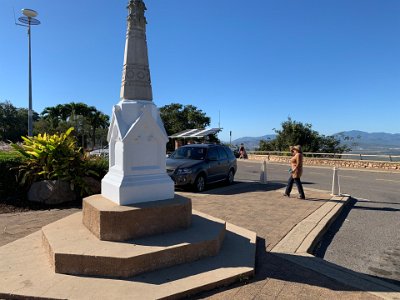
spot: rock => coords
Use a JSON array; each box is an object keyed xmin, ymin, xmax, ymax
[{"xmin": 28, "ymin": 180, "xmax": 76, "ymax": 205}]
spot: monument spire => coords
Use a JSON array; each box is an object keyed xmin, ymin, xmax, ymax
[
  {"xmin": 101, "ymin": 0, "xmax": 173, "ymax": 205},
  {"xmin": 120, "ymin": 0, "xmax": 152, "ymax": 101},
  {"xmin": 127, "ymin": 0, "xmax": 147, "ymax": 29}
]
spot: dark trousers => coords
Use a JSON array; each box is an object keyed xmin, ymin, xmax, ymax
[{"xmin": 285, "ymin": 176, "xmax": 305, "ymax": 198}]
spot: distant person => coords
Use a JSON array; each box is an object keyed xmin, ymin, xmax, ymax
[
  {"xmin": 283, "ymin": 145, "xmax": 305, "ymax": 199},
  {"xmin": 239, "ymin": 143, "xmax": 247, "ymax": 159}
]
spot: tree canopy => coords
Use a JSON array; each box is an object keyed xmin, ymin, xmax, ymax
[
  {"xmin": 159, "ymin": 103, "xmax": 210, "ymax": 135},
  {"xmin": 159, "ymin": 103, "xmax": 219, "ymax": 149},
  {"xmin": 1, "ymin": 100, "xmax": 217, "ymax": 150},
  {"xmin": 0, "ymin": 101, "xmax": 39, "ymax": 142},
  {"xmin": 258, "ymin": 118, "xmax": 350, "ymax": 153},
  {"xmin": 40, "ymin": 102, "xmax": 109, "ymax": 149}
]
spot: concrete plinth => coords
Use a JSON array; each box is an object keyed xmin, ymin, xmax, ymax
[
  {"xmin": 42, "ymin": 211, "xmax": 225, "ymax": 278},
  {"xmin": 0, "ymin": 214, "xmax": 256, "ymax": 300},
  {"xmin": 83, "ymin": 194, "xmax": 191, "ymax": 241}
]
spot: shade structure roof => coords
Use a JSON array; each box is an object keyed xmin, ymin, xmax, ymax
[{"xmin": 169, "ymin": 128, "xmax": 222, "ymax": 138}]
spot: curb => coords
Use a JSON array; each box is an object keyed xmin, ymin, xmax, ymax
[{"xmin": 271, "ymin": 194, "xmax": 400, "ymax": 300}]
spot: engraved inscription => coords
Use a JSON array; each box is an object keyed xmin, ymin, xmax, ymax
[{"xmin": 122, "ymin": 64, "xmax": 151, "ymax": 83}]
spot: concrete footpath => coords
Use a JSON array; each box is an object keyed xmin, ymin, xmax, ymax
[{"xmin": 0, "ymin": 182, "xmax": 399, "ymax": 299}]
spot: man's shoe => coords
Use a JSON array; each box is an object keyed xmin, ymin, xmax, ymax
[
  {"xmin": 283, "ymin": 193, "xmax": 290, "ymax": 198},
  {"xmin": 297, "ymin": 196, "xmax": 305, "ymax": 199}
]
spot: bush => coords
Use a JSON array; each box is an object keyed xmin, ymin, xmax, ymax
[
  {"xmin": 0, "ymin": 151, "xmax": 25, "ymax": 200},
  {"xmin": 11, "ymin": 127, "xmax": 98, "ymax": 196},
  {"xmin": 85, "ymin": 156, "xmax": 108, "ymax": 180}
]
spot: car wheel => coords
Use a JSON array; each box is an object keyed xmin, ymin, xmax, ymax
[
  {"xmin": 226, "ymin": 169, "xmax": 235, "ymax": 185},
  {"xmin": 193, "ymin": 174, "xmax": 206, "ymax": 192}
]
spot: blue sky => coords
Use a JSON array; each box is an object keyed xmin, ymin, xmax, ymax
[{"xmin": 1, "ymin": 0, "xmax": 399, "ymax": 142}]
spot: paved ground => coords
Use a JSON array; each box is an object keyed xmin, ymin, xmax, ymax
[
  {"xmin": 0, "ymin": 208, "xmax": 80, "ymax": 247},
  {"xmin": 184, "ymin": 183, "xmax": 382, "ymax": 299},
  {"xmin": 235, "ymin": 160, "xmax": 400, "ymax": 284},
  {"xmin": 0, "ymin": 182, "xmax": 389, "ymax": 299}
]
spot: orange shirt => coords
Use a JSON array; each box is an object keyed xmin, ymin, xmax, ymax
[{"xmin": 290, "ymin": 153, "xmax": 303, "ymax": 178}]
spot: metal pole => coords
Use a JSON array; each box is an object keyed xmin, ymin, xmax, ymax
[
  {"xmin": 27, "ymin": 19, "xmax": 33, "ymax": 136},
  {"xmin": 16, "ymin": 9, "xmax": 40, "ymax": 136}
]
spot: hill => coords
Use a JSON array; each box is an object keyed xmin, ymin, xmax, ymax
[
  {"xmin": 231, "ymin": 135, "xmax": 275, "ymax": 150},
  {"xmin": 231, "ymin": 131, "xmax": 400, "ymax": 153},
  {"xmin": 334, "ymin": 130, "xmax": 400, "ymax": 153}
]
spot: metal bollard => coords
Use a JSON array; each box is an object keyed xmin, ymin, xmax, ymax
[
  {"xmin": 260, "ymin": 160, "xmax": 267, "ymax": 184},
  {"xmin": 331, "ymin": 166, "xmax": 340, "ymax": 196}
]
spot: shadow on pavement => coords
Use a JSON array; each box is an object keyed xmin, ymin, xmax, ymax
[
  {"xmin": 256, "ymin": 238, "xmax": 399, "ymax": 292},
  {"xmin": 303, "ymin": 197, "xmax": 344, "ymax": 204},
  {"xmin": 356, "ymin": 199, "xmax": 400, "ymax": 206},
  {"xmin": 313, "ymin": 197, "xmax": 357, "ymax": 258},
  {"xmin": 197, "ymin": 181, "xmax": 286, "ymax": 196},
  {"xmin": 301, "ymin": 181, "xmax": 316, "ymax": 185},
  {"xmin": 313, "ymin": 197, "xmax": 400, "ymax": 286},
  {"xmin": 195, "ymin": 237, "xmax": 399, "ymax": 299},
  {"xmin": 353, "ymin": 206, "xmax": 400, "ymax": 212}
]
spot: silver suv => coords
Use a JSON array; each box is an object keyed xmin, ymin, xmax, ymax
[{"xmin": 166, "ymin": 144, "xmax": 237, "ymax": 192}]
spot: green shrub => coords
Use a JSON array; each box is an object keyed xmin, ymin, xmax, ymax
[
  {"xmin": 86, "ymin": 156, "xmax": 108, "ymax": 180},
  {"xmin": 0, "ymin": 150, "xmax": 22, "ymax": 159},
  {"xmin": 0, "ymin": 152, "xmax": 25, "ymax": 200},
  {"xmin": 11, "ymin": 127, "xmax": 98, "ymax": 196}
]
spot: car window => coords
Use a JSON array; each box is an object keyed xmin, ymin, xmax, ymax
[
  {"xmin": 223, "ymin": 146, "xmax": 236, "ymax": 160},
  {"xmin": 169, "ymin": 148, "xmax": 185, "ymax": 159},
  {"xmin": 207, "ymin": 147, "xmax": 219, "ymax": 161},
  {"xmin": 170, "ymin": 147, "xmax": 206, "ymax": 160},
  {"xmin": 190, "ymin": 148, "xmax": 206, "ymax": 160},
  {"xmin": 217, "ymin": 147, "xmax": 228, "ymax": 160}
]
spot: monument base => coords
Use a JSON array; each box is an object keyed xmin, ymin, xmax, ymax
[
  {"xmin": 42, "ymin": 210, "xmax": 226, "ymax": 278},
  {"xmin": 101, "ymin": 170, "xmax": 174, "ymax": 205},
  {"xmin": 0, "ymin": 192, "xmax": 257, "ymax": 299},
  {"xmin": 82, "ymin": 194, "xmax": 191, "ymax": 241},
  {"xmin": 0, "ymin": 220, "xmax": 256, "ymax": 300}
]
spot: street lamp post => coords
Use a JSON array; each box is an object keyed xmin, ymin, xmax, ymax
[{"xmin": 17, "ymin": 9, "xmax": 40, "ymax": 136}]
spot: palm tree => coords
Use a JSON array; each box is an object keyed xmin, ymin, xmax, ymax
[
  {"xmin": 42, "ymin": 104, "xmax": 64, "ymax": 129},
  {"xmin": 42, "ymin": 102, "xmax": 109, "ymax": 149},
  {"xmin": 62, "ymin": 103, "xmax": 92, "ymax": 147},
  {"xmin": 87, "ymin": 107, "xmax": 110, "ymax": 149}
]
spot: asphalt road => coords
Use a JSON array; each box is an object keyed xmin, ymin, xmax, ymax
[{"xmin": 235, "ymin": 160, "xmax": 400, "ymax": 285}]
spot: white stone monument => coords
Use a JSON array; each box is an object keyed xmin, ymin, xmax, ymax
[
  {"xmin": 101, "ymin": 0, "xmax": 174, "ymax": 205},
  {"xmin": 0, "ymin": 4, "xmax": 256, "ymax": 298}
]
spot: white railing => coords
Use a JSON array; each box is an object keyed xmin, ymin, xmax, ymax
[{"xmin": 248, "ymin": 151, "xmax": 400, "ymax": 162}]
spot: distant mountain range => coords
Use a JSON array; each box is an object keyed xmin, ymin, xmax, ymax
[
  {"xmin": 231, "ymin": 134, "xmax": 276, "ymax": 150},
  {"xmin": 334, "ymin": 131, "xmax": 400, "ymax": 153},
  {"xmin": 231, "ymin": 131, "xmax": 400, "ymax": 154}
]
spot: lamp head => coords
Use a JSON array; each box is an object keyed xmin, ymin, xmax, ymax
[{"xmin": 22, "ymin": 9, "xmax": 38, "ymax": 18}]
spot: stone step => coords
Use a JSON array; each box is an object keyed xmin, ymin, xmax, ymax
[
  {"xmin": 0, "ymin": 217, "xmax": 256, "ymax": 300},
  {"xmin": 42, "ymin": 210, "xmax": 226, "ymax": 278}
]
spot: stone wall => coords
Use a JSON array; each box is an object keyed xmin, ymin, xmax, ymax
[{"xmin": 248, "ymin": 154, "xmax": 400, "ymax": 171}]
